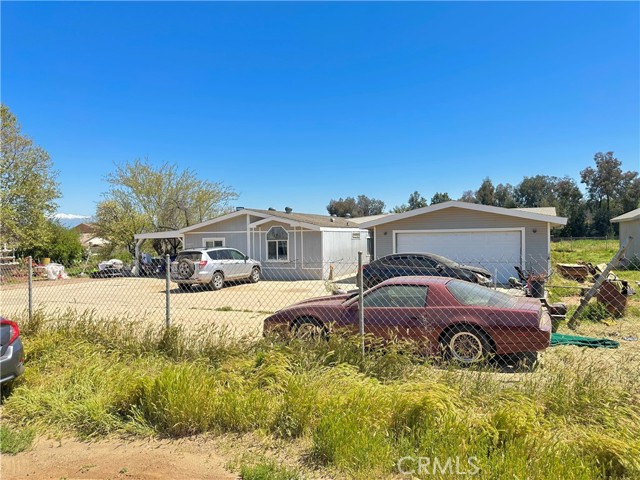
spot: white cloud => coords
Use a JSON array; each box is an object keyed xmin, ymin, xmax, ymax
[{"xmin": 54, "ymin": 213, "xmax": 91, "ymax": 220}]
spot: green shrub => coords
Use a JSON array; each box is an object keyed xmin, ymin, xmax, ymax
[
  {"xmin": 20, "ymin": 220, "xmax": 84, "ymax": 266},
  {"xmin": 136, "ymin": 363, "xmax": 218, "ymax": 436}
]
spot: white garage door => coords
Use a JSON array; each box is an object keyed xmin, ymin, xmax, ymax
[{"xmin": 396, "ymin": 230, "xmax": 522, "ymax": 283}]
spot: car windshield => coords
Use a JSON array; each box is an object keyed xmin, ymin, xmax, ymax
[{"xmin": 446, "ymin": 280, "xmax": 520, "ymax": 308}]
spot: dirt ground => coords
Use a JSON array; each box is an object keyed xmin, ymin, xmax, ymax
[
  {"xmin": 0, "ymin": 277, "xmax": 340, "ymax": 338},
  {"xmin": 2, "ymin": 436, "xmax": 238, "ymax": 480}
]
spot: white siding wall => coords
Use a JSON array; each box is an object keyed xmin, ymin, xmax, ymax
[
  {"xmin": 322, "ymin": 230, "xmax": 370, "ymax": 279},
  {"xmin": 252, "ymin": 221, "xmax": 324, "ymax": 280},
  {"xmin": 187, "ymin": 215, "xmax": 250, "ymax": 233},
  {"xmin": 620, "ymin": 222, "xmax": 640, "ymax": 258},
  {"xmin": 185, "ymin": 232, "xmax": 248, "ymax": 252}
]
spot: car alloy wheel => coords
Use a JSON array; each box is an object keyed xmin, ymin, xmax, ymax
[
  {"xmin": 211, "ymin": 272, "xmax": 224, "ymax": 291},
  {"xmin": 250, "ymin": 267, "xmax": 260, "ymax": 283},
  {"xmin": 448, "ymin": 331, "xmax": 485, "ymax": 364}
]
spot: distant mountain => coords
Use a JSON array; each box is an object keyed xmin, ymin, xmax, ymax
[{"xmin": 53, "ymin": 213, "xmax": 93, "ymax": 229}]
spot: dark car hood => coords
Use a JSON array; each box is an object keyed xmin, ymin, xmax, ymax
[{"xmin": 457, "ymin": 264, "xmax": 492, "ymax": 277}]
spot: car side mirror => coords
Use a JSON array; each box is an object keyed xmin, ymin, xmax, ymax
[{"xmin": 244, "ymin": 255, "xmax": 249, "ymax": 261}]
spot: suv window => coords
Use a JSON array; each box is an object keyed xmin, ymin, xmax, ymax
[
  {"xmin": 211, "ymin": 249, "xmax": 233, "ymax": 260},
  {"xmin": 363, "ymin": 285, "xmax": 428, "ymax": 308},
  {"xmin": 176, "ymin": 252, "xmax": 203, "ymax": 262},
  {"xmin": 228, "ymin": 250, "xmax": 246, "ymax": 260}
]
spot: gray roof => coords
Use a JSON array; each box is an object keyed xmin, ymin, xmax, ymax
[
  {"xmin": 611, "ymin": 208, "xmax": 640, "ymax": 223},
  {"xmin": 359, "ymin": 201, "xmax": 568, "ymax": 228},
  {"xmin": 515, "ymin": 207, "xmax": 558, "ymax": 216},
  {"xmin": 250, "ymin": 209, "xmax": 370, "ymax": 228},
  {"xmin": 349, "ymin": 214, "xmax": 390, "ymax": 224}
]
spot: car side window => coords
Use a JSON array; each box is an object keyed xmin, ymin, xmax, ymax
[
  {"xmin": 363, "ymin": 285, "xmax": 428, "ymax": 308},
  {"xmin": 229, "ymin": 250, "xmax": 245, "ymax": 260},
  {"xmin": 217, "ymin": 249, "xmax": 233, "ymax": 260},
  {"xmin": 383, "ymin": 256, "xmax": 408, "ymax": 267},
  {"xmin": 414, "ymin": 255, "xmax": 438, "ymax": 268},
  {"xmin": 379, "ymin": 256, "xmax": 394, "ymax": 266},
  {"xmin": 208, "ymin": 250, "xmax": 220, "ymax": 260}
]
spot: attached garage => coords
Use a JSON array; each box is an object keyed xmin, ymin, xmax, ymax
[
  {"xmin": 360, "ymin": 201, "xmax": 567, "ymax": 284},
  {"xmin": 395, "ymin": 229, "xmax": 523, "ymax": 282}
]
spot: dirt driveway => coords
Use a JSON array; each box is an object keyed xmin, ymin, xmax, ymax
[
  {"xmin": 2, "ymin": 436, "xmax": 238, "ymax": 480},
  {"xmin": 0, "ymin": 277, "xmax": 339, "ymax": 338}
]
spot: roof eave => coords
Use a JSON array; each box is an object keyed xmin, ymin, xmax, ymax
[
  {"xmin": 611, "ymin": 216, "xmax": 640, "ymax": 223},
  {"xmin": 134, "ymin": 231, "xmax": 184, "ymax": 240},
  {"xmin": 179, "ymin": 209, "xmax": 269, "ymax": 234},
  {"xmin": 358, "ymin": 201, "xmax": 568, "ymax": 228}
]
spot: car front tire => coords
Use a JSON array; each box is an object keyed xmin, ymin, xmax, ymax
[
  {"xmin": 249, "ymin": 267, "xmax": 260, "ymax": 283},
  {"xmin": 292, "ymin": 317, "xmax": 327, "ymax": 341}
]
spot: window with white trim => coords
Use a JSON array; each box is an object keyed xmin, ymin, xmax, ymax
[
  {"xmin": 266, "ymin": 226, "xmax": 288, "ymax": 261},
  {"xmin": 203, "ymin": 238, "xmax": 225, "ymax": 248}
]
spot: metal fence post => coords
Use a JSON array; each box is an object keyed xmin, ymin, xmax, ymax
[
  {"xmin": 28, "ymin": 256, "xmax": 33, "ymax": 322},
  {"xmin": 358, "ymin": 251, "xmax": 365, "ymax": 358},
  {"xmin": 165, "ymin": 254, "xmax": 171, "ymax": 328}
]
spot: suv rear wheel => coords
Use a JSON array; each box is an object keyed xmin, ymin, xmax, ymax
[{"xmin": 210, "ymin": 271, "xmax": 224, "ymax": 291}]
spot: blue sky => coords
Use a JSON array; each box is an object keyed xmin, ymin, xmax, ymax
[{"xmin": 3, "ymin": 1, "xmax": 639, "ymax": 218}]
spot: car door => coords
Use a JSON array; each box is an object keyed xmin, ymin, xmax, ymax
[
  {"xmin": 412, "ymin": 255, "xmax": 440, "ymax": 276},
  {"xmin": 214, "ymin": 249, "xmax": 238, "ymax": 279},
  {"xmin": 228, "ymin": 249, "xmax": 252, "ymax": 278},
  {"xmin": 347, "ymin": 284, "xmax": 429, "ymax": 341}
]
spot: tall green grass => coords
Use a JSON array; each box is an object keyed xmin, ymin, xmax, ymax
[
  {"xmin": 0, "ymin": 425, "xmax": 35, "ymax": 454},
  {"xmin": 2, "ymin": 311, "xmax": 639, "ymax": 479}
]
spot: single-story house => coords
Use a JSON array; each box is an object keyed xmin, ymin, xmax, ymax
[
  {"xmin": 611, "ymin": 208, "xmax": 640, "ymax": 259},
  {"xmin": 72, "ymin": 223, "xmax": 109, "ymax": 254},
  {"xmin": 359, "ymin": 201, "xmax": 567, "ymax": 283},
  {"xmin": 135, "ymin": 208, "xmax": 372, "ymax": 280}
]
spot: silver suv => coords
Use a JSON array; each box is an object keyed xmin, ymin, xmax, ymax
[{"xmin": 171, "ymin": 248, "xmax": 261, "ymax": 291}]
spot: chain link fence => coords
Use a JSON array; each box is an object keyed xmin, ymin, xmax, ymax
[{"xmin": 1, "ymin": 250, "xmax": 638, "ymax": 369}]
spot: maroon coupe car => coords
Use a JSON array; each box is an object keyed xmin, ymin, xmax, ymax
[{"xmin": 263, "ymin": 276, "xmax": 552, "ymax": 365}]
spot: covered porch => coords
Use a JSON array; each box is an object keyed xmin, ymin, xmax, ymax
[{"xmin": 133, "ymin": 230, "xmax": 184, "ymax": 276}]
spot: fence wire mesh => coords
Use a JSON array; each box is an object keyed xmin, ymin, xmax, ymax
[{"xmin": 2, "ymin": 249, "xmax": 638, "ymax": 371}]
